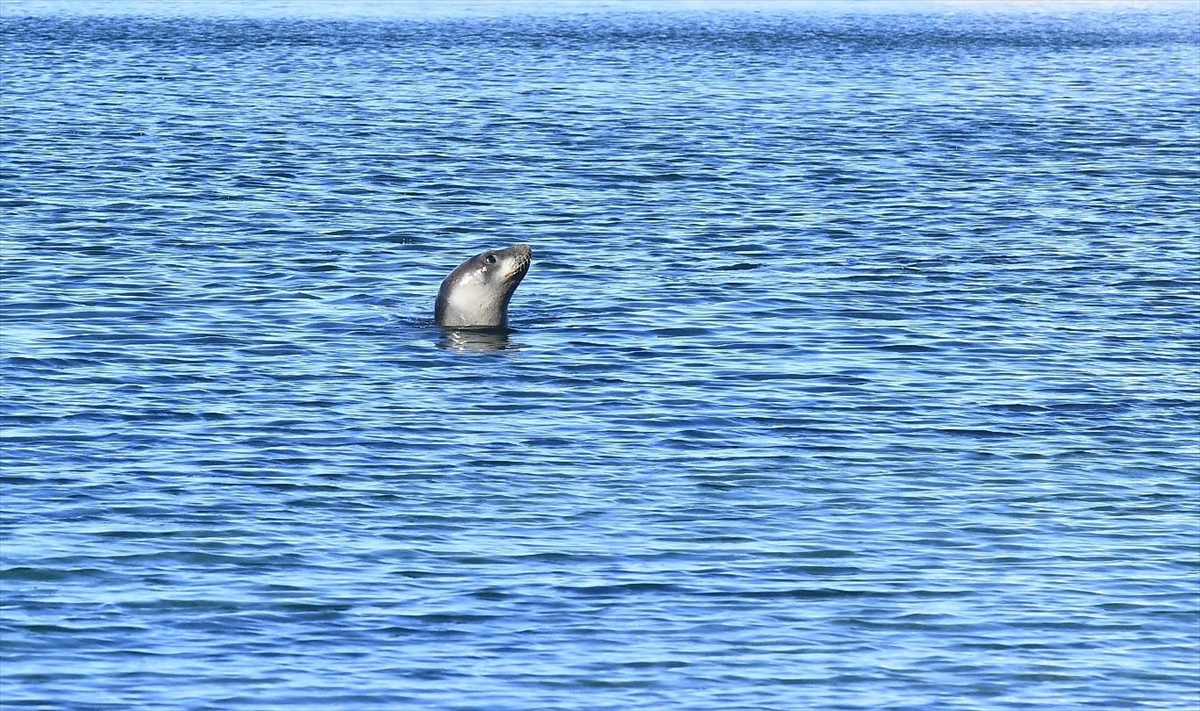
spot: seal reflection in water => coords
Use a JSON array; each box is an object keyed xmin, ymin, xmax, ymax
[
  {"xmin": 438, "ymin": 328, "xmax": 520, "ymax": 352},
  {"xmin": 435, "ymin": 243, "xmax": 531, "ymax": 350}
]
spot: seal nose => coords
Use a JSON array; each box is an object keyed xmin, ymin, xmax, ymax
[{"xmin": 513, "ymin": 243, "xmax": 532, "ymax": 258}]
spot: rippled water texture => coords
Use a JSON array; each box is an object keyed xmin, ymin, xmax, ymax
[{"xmin": 2, "ymin": 1, "xmax": 1198, "ymax": 709}]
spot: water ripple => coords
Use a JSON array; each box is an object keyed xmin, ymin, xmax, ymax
[{"xmin": 2, "ymin": 2, "xmax": 1198, "ymax": 710}]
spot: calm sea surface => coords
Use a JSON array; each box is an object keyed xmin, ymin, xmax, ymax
[{"xmin": 2, "ymin": 1, "xmax": 1198, "ymax": 709}]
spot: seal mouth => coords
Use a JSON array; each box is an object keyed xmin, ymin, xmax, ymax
[{"xmin": 506, "ymin": 243, "xmax": 532, "ymax": 282}]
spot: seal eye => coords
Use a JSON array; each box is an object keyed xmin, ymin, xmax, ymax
[{"xmin": 485, "ymin": 255, "xmax": 497, "ymax": 264}]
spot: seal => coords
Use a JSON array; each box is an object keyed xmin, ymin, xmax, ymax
[{"xmin": 435, "ymin": 243, "xmax": 532, "ymax": 328}]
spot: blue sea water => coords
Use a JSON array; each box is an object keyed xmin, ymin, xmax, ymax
[{"xmin": 2, "ymin": 1, "xmax": 1198, "ymax": 709}]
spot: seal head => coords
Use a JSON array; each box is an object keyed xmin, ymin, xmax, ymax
[{"xmin": 435, "ymin": 243, "xmax": 532, "ymax": 329}]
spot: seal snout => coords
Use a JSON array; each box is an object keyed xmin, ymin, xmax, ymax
[
  {"xmin": 499, "ymin": 243, "xmax": 531, "ymax": 285},
  {"xmin": 511, "ymin": 243, "xmax": 532, "ymax": 268}
]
